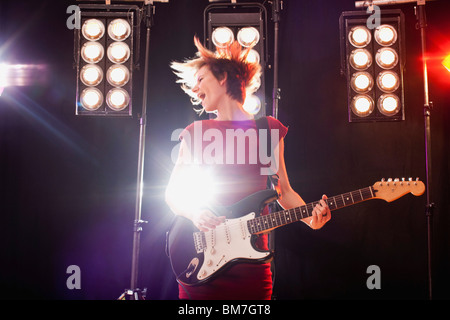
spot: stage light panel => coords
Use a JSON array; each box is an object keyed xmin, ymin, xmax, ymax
[
  {"xmin": 205, "ymin": 3, "xmax": 267, "ymax": 118},
  {"xmin": 75, "ymin": 6, "xmax": 135, "ymax": 116},
  {"xmin": 340, "ymin": 10, "xmax": 405, "ymax": 122}
]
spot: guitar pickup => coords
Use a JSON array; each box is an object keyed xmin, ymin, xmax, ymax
[{"xmin": 193, "ymin": 232, "xmax": 206, "ymax": 253}]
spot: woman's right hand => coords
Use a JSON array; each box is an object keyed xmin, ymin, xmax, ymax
[{"xmin": 192, "ymin": 209, "xmax": 226, "ymax": 232}]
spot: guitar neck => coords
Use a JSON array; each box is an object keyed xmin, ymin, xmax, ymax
[{"xmin": 248, "ymin": 186, "xmax": 375, "ymax": 234}]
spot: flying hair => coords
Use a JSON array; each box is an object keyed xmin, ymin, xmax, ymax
[{"xmin": 170, "ymin": 36, "xmax": 262, "ymax": 113}]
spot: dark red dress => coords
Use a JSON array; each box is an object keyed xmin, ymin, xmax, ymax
[{"xmin": 177, "ymin": 116, "xmax": 288, "ymax": 300}]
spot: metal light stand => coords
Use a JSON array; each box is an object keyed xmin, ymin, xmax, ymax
[
  {"xmin": 415, "ymin": 0, "xmax": 434, "ymax": 301},
  {"xmin": 355, "ymin": 0, "xmax": 435, "ymax": 300},
  {"xmin": 271, "ymin": 0, "xmax": 282, "ymax": 119},
  {"xmin": 119, "ymin": 2, "xmax": 154, "ymax": 300}
]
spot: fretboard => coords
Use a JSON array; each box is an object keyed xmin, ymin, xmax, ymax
[{"xmin": 247, "ymin": 186, "xmax": 375, "ymax": 234}]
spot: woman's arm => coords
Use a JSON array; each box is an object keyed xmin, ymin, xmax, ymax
[{"xmin": 275, "ymin": 138, "xmax": 331, "ymax": 229}]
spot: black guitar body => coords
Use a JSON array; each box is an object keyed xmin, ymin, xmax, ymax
[{"xmin": 166, "ymin": 189, "xmax": 278, "ymax": 286}]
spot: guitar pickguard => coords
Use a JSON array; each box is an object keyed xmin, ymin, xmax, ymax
[{"xmin": 195, "ymin": 212, "xmax": 271, "ymax": 282}]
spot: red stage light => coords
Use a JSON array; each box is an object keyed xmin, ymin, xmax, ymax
[{"xmin": 442, "ymin": 54, "xmax": 450, "ymax": 72}]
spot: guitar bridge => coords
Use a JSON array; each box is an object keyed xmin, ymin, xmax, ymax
[{"xmin": 193, "ymin": 232, "xmax": 206, "ymax": 253}]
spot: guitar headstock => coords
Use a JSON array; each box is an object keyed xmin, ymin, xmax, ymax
[{"xmin": 372, "ymin": 178, "xmax": 425, "ymax": 202}]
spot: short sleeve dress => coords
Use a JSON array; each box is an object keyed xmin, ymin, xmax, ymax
[{"xmin": 176, "ymin": 116, "xmax": 288, "ymax": 300}]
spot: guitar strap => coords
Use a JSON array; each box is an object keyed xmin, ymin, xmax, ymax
[
  {"xmin": 254, "ymin": 116, "xmax": 279, "ymax": 190},
  {"xmin": 255, "ymin": 116, "xmax": 280, "ymax": 295}
]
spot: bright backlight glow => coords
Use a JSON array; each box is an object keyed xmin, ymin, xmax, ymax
[{"xmin": 166, "ymin": 165, "xmax": 218, "ymax": 212}]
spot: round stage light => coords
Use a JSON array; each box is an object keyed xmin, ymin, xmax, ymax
[
  {"xmin": 375, "ymin": 24, "xmax": 397, "ymax": 46},
  {"xmin": 106, "ymin": 88, "xmax": 130, "ymax": 111},
  {"xmin": 376, "ymin": 47, "xmax": 398, "ymax": 69},
  {"xmin": 106, "ymin": 64, "xmax": 130, "ymax": 87},
  {"xmin": 108, "ymin": 19, "xmax": 131, "ymax": 41},
  {"xmin": 378, "ymin": 94, "xmax": 400, "ymax": 116},
  {"xmin": 212, "ymin": 27, "xmax": 234, "ymax": 48},
  {"xmin": 80, "ymin": 64, "xmax": 103, "ymax": 86},
  {"xmin": 243, "ymin": 49, "xmax": 260, "ymax": 64},
  {"xmin": 348, "ymin": 26, "xmax": 371, "ymax": 48},
  {"xmin": 237, "ymin": 27, "xmax": 260, "ymax": 47},
  {"xmin": 243, "ymin": 94, "xmax": 261, "ymax": 115},
  {"xmin": 351, "ymin": 72, "xmax": 373, "ymax": 93},
  {"xmin": 349, "ymin": 49, "xmax": 372, "ymax": 70},
  {"xmin": 351, "ymin": 94, "xmax": 374, "ymax": 117},
  {"xmin": 80, "ymin": 87, "xmax": 103, "ymax": 111},
  {"xmin": 377, "ymin": 71, "xmax": 400, "ymax": 92},
  {"xmin": 82, "ymin": 19, "xmax": 105, "ymax": 41},
  {"xmin": 81, "ymin": 41, "xmax": 104, "ymax": 63},
  {"xmin": 107, "ymin": 42, "xmax": 130, "ymax": 64}
]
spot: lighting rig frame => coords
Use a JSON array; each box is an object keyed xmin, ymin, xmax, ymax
[
  {"xmin": 340, "ymin": 9, "xmax": 406, "ymax": 123},
  {"xmin": 74, "ymin": 3, "xmax": 142, "ymax": 117},
  {"xmin": 204, "ymin": 2, "xmax": 269, "ymax": 118}
]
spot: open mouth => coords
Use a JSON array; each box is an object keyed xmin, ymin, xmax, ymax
[{"xmin": 198, "ymin": 93, "xmax": 206, "ymax": 101}]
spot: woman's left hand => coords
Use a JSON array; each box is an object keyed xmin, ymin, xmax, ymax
[{"xmin": 309, "ymin": 194, "xmax": 331, "ymax": 230}]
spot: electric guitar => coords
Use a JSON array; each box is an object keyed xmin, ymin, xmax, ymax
[{"xmin": 166, "ymin": 178, "xmax": 425, "ymax": 286}]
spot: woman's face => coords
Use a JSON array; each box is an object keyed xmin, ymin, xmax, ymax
[{"xmin": 192, "ymin": 65, "xmax": 227, "ymax": 113}]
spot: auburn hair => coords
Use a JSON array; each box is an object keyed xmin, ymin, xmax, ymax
[{"xmin": 171, "ymin": 37, "xmax": 261, "ymax": 113}]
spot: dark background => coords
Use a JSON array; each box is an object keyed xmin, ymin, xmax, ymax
[{"xmin": 0, "ymin": 0, "xmax": 448, "ymax": 300}]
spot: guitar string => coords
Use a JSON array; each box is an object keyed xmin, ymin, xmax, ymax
[{"xmin": 200, "ymin": 187, "xmax": 374, "ymax": 236}]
